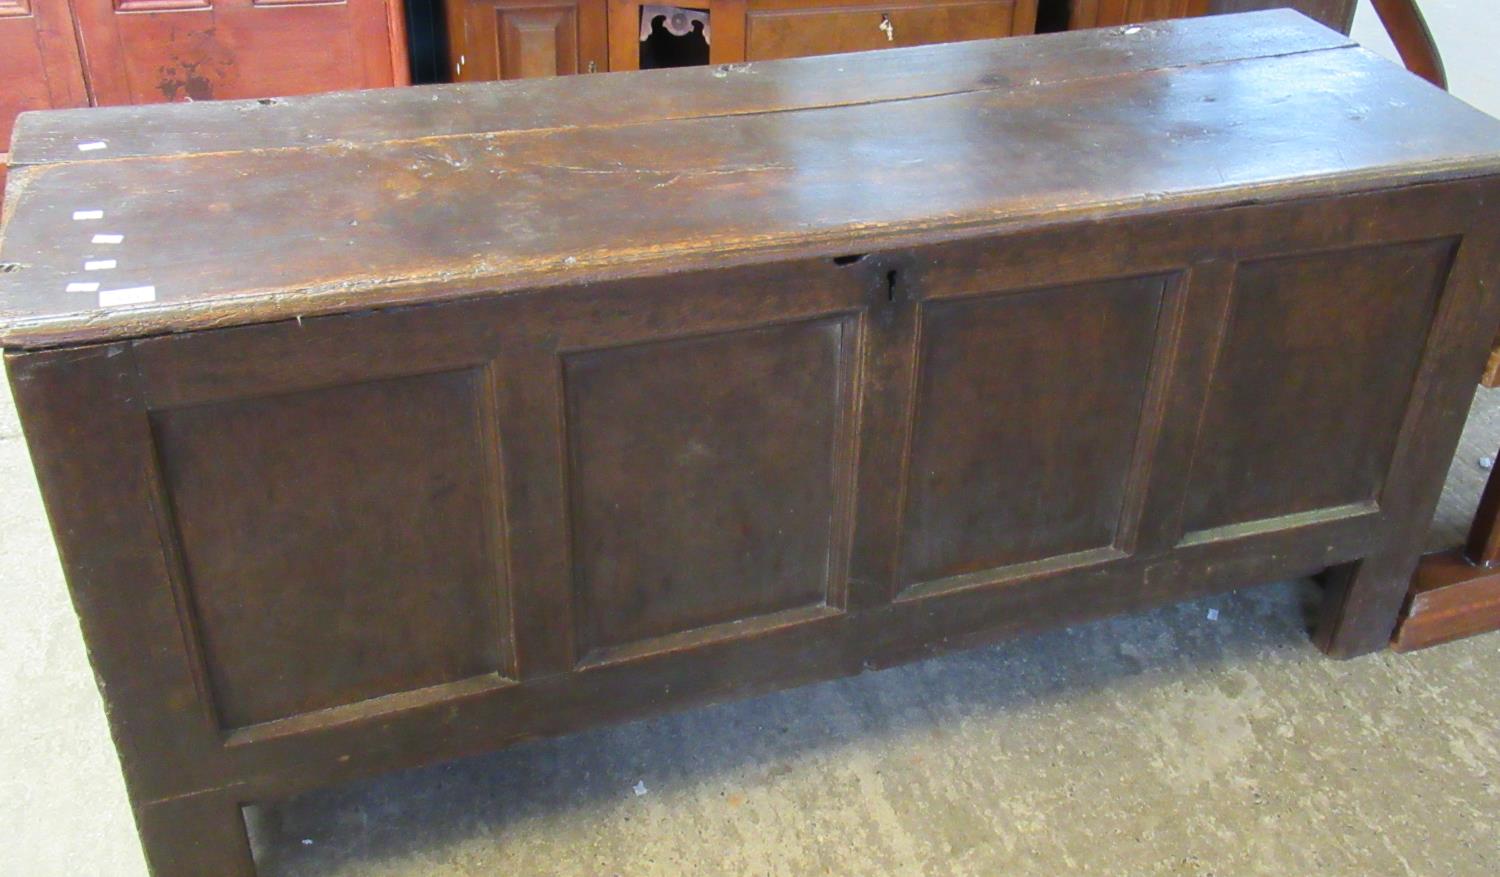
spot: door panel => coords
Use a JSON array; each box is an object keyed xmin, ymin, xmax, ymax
[
  {"xmin": 69, "ymin": 0, "xmax": 403, "ymax": 106},
  {"xmin": 747, "ymin": 0, "xmax": 1017, "ymax": 61},
  {"xmin": 448, "ymin": 0, "xmax": 606, "ymax": 80},
  {"xmin": 498, "ymin": 5, "xmax": 577, "ymax": 78}
]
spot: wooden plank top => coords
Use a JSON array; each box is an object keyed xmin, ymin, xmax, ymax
[{"xmin": 2, "ymin": 10, "xmax": 1499, "ymax": 348}]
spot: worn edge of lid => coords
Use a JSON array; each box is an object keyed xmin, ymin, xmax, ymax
[{"xmin": 5, "ymin": 156, "xmax": 1500, "ymax": 350}]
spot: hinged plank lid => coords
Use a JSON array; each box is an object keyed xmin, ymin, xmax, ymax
[{"xmin": 2, "ymin": 10, "xmax": 1499, "ymax": 349}]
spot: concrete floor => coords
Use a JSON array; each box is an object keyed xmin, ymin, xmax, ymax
[{"xmin": 4, "ymin": 3, "xmax": 1500, "ymax": 875}]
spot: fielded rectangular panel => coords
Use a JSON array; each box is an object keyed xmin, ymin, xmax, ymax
[
  {"xmin": 151, "ymin": 369, "xmax": 510, "ymax": 729},
  {"xmin": 897, "ymin": 274, "xmax": 1168, "ymax": 591},
  {"xmin": 1181, "ymin": 238, "xmax": 1456, "ymax": 538},
  {"xmin": 563, "ymin": 317, "xmax": 859, "ymax": 662}
]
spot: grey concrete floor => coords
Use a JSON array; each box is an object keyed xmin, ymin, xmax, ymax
[{"xmin": 5, "ymin": 3, "xmax": 1500, "ymax": 874}]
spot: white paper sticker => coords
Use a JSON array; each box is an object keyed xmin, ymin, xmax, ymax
[
  {"xmin": 91, "ymin": 233, "xmax": 124, "ymax": 244},
  {"xmin": 98, "ymin": 285, "xmax": 156, "ymax": 307},
  {"xmin": 77, "ymin": 141, "xmax": 108, "ymax": 152},
  {"xmin": 72, "ymin": 210, "xmax": 104, "ymax": 221},
  {"xmin": 84, "ymin": 259, "xmax": 117, "ymax": 271},
  {"xmin": 66, "ymin": 281, "xmax": 101, "ymax": 293}
]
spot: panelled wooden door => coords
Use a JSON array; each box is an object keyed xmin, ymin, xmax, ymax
[
  {"xmin": 448, "ymin": 0, "xmax": 607, "ymax": 80},
  {"xmin": 67, "ymin": 0, "xmax": 408, "ymax": 106}
]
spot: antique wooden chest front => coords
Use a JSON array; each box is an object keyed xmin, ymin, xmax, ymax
[{"xmin": 3, "ymin": 11, "xmax": 1499, "ymax": 874}]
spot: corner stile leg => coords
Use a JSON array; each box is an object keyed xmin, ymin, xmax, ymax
[
  {"xmin": 134, "ymin": 792, "xmax": 258, "ymax": 877},
  {"xmin": 1315, "ymin": 551, "xmax": 1423, "ymax": 658}
]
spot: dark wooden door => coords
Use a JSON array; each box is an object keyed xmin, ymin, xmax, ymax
[
  {"xmin": 68, "ymin": 0, "xmax": 408, "ymax": 106},
  {"xmin": 447, "ymin": 0, "xmax": 607, "ymax": 80},
  {"xmin": 0, "ymin": 0, "xmax": 87, "ymax": 192}
]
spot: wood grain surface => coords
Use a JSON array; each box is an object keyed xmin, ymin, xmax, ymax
[{"xmin": 4, "ymin": 11, "xmax": 1497, "ymax": 349}]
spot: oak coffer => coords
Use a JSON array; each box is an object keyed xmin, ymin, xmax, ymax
[{"xmin": 3, "ymin": 10, "xmax": 1500, "ymax": 874}]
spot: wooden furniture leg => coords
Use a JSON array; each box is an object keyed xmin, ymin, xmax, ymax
[
  {"xmin": 1378, "ymin": 0, "xmax": 1498, "ymax": 652},
  {"xmin": 1395, "ymin": 442, "xmax": 1500, "ymax": 651},
  {"xmin": 134, "ymin": 793, "xmax": 257, "ymax": 877}
]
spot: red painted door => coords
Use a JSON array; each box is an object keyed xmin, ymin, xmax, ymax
[{"xmin": 69, "ymin": 0, "xmax": 408, "ymax": 106}]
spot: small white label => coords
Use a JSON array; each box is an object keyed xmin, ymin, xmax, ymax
[
  {"xmin": 91, "ymin": 233, "xmax": 124, "ymax": 244},
  {"xmin": 77, "ymin": 141, "xmax": 108, "ymax": 152},
  {"xmin": 84, "ymin": 259, "xmax": 117, "ymax": 271},
  {"xmin": 72, "ymin": 210, "xmax": 104, "ymax": 221},
  {"xmin": 66, "ymin": 281, "xmax": 101, "ymax": 293},
  {"xmin": 1206, "ymin": 608, "xmax": 1219, "ymax": 621},
  {"xmin": 98, "ymin": 285, "xmax": 156, "ymax": 307}
]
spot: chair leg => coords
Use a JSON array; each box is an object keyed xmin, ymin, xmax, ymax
[
  {"xmin": 1392, "ymin": 441, "xmax": 1500, "ymax": 651},
  {"xmin": 1371, "ymin": 0, "xmax": 1448, "ymax": 89}
]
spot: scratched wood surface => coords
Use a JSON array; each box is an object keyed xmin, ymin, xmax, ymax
[
  {"xmin": 5, "ymin": 8, "xmax": 1351, "ymax": 163},
  {"xmin": 2, "ymin": 10, "xmax": 1498, "ymax": 349}
]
